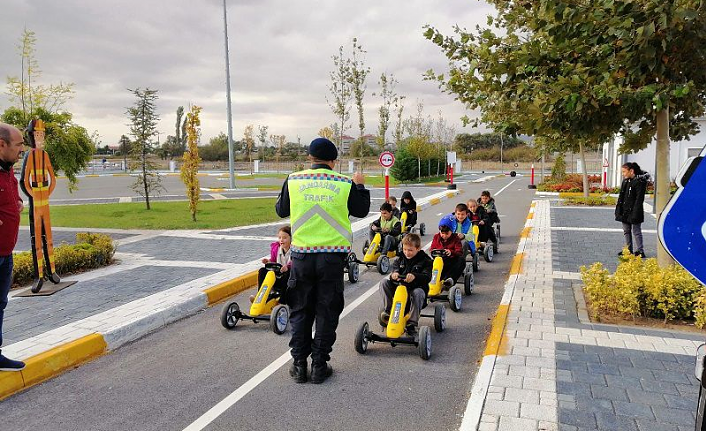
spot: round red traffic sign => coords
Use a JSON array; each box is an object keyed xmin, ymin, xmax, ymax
[{"xmin": 379, "ymin": 151, "xmax": 395, "ymax": 168}]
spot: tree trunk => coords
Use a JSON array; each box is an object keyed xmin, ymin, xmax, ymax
[
  {"xmin": 655, "ymin": 106, "xmax": 674, "ymax": 267},
  {"xmin": 579, "ymin": 141, "xmax": 590, "ymax": 199},
  {"xmin": 143, "ymin": 149, "xmax": 150, "ymax": 210},
  {"xmin": 418, "ymin": 157, "xmax": 421, "ymax": 182}
]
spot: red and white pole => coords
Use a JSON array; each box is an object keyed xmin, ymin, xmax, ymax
[
  {"xmin": 528, "ymin": 163, "xmax": 537, "ymax": 189},
  {"xmin": 602, "ymin": 168, "xmax": 607, "ymax": 189},
  {"xmin": 384, "ymin": 168, "xmax": 390, "ymax": 200}
]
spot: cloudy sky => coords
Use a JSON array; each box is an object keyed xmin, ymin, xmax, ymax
[{"xmin": 1, "ymin": 0, "xmax": 493, "ymax": 147}]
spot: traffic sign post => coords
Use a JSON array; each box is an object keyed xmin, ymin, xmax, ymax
[
  {"xmin": 528, "ymin": 164, "xmax": 537, "ymax": 189},
  {"xmin": 379, "ymin": 151, "xmax": 395, "ymax": 200},
  {"xmin": 658, "ymin": 144, "xmax": 706, "ymax": 285},
  {"xmin": 602, "ymin": 157, "xmax": 609, "ymax": 189},
  {"xmin": 447, "ymin": 151, "xmax": 457, "ymax": 190}
]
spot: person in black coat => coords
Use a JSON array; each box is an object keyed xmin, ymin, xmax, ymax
[{"xmin": 615, "ymin": 162, "xmax": 649, "ymax": 257}]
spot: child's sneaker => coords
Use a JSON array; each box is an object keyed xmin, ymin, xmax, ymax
[
  {"xmin": 379, "ymin": 310, "xmax": 390, "ymax": 326},
  {"xmin": 249, "ymin": 295, "xmax": 256, "ymax": 303},
  {"xmin": 443, "ymin": 277, "xmax": 454, "ymax": 287},
  {"xmin": 405, "ymin": 323, "xmax": 418, "ymax": 337},
  {"xmin": 0, "ymin": 352, "xmax": 25, "ymax": 371}
]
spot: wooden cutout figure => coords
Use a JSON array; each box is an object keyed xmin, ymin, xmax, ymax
[{"xmin": 20, "ymin": 119, "xmax": 60, "ymax": 293}]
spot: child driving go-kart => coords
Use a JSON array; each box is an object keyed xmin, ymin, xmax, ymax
[
  {"xmin": 369, "ymin": 202, "xmax": 402, "ymax": 256},
  {"xmin": 477, "ymin": 190, "xmax": 499, "ymax": 251},
  {"xmin": 378, "ymin": 233, "xmax": 432, "ymax": 337},
  {"xmin": 253, "ymin": 225, "xmax": 292, "ymax": 303},
  {"xmin": 430, "ymin": 217, "xmax": 466, "ymax": 288}
]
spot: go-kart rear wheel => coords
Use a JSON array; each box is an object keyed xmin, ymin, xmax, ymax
[
  {"xmin": 220, "ymin": 301, "xmax": 241, "ymax": 329},
  {"xmin": 419, "ymin": 223, "xmax": 426, "ymax": 236},
  {"xmin": 270, "ymin": 304, "xmax": 289, "ymax": 335},
  {"xmin": 354, "ymin": 322, "xmax": 370, "ymax": 354},
  {"xmin": 484, "ymin": 245, "xmax": 494, "ymax": 262},
  {"xmin": 433, "ymin": 303, "xmax": 446, "ymax": 333},
  {"xmin": 464, "ymin": 267, "xmax": 475, "ymax": 296},
  {"xmin": 495, "ymin": 224, "xmax": 501, "ymax": 242},
  {"xmin": 473, "ymin": 253, "xmax": 480, "ymax": 272},
  {"xmin": 449, "ymin": 286, "xmax": 462, "ymax": 312},
  {"xmin": 377, "ymin": 255, "xmax": 390, "ymax": 274},
  {"xmin": 348, "ymin": 261, "xmax": 359, "ymax": 283},
  {"xmin": 418, "ymin": 326, "xmax": 432, "ymax": 360}
]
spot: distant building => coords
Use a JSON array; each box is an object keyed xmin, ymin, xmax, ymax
[{"xmin": 340, "ymin": 135, "xmax": 355, "ymax": 154}]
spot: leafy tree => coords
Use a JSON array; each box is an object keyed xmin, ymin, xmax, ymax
[
  {"xmin": 348, "ymin": 38, "xmax": 370, "ymax": 145},
  {"xmin": 426, "ymin": 0, "xmax": 706, "ymax": 265},
  {"xmin": 200, "ymin": 133, "xmax": 239, "ymax": 162},
  {"xmin": 6, "ymin": 29, "xmax": 74, "ymax": 122},
  {"xmin": 270, "ymin": 134, "xmax": 286, "ymax": 167},
  {"xmin": 126, "ymin": 88, "xmax": 162, "ymax": 209},
  {"xmin": 374, "ymin": 72, "xmax": 401, "ymax": 151},
  {"xmin": 327, "ymin": 45, "xmax": 353, "ymax": 154},
  {"xmin": 181, "ymin": 105, "xmax": 202, "ymax": 222},
  {"xmin": 318, "ymin": 126, "xmax": 335, "ymax": 140},
  {"xmin": 175, "ymin": 106, "xmax": 187, "ymax": 154},
  {"xmin": 118, "ymin": 135, "xmax": 131, "ymax": 170},
  {"xmin": 257, "ymin": 125, "xmax": 268, "ymax": 161},
  {"xmin": 244, "ymin": 125, "xmax": 255, "ymax": 173},
  {"xmin": 392, "ymin": 95, "xmax": 406, "ymax": 146}
]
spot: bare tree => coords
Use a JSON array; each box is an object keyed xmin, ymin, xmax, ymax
[{"xmin": 326, "ymin": 45, "xmax": 353, "ymax": 155}]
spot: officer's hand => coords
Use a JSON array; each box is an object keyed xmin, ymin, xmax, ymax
[
  {"xmin": 405, "ymin": 273, "xmax": 415, "ymax": 283},
  {"xmin": 391, "ymin": 272, "xmax": 399, "ymax": 281},
  {"xmin": 353, "ymin": 171, "xmax": 365, "ymax": 185},
  {"xmin": 261, "ymin": 258, "xmax": 269, "ymax": 264}
]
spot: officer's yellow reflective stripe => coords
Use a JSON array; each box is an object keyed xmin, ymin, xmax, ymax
[{"xmin": 291, "ymin": 204, "xmax": 353, "ymax": 243}]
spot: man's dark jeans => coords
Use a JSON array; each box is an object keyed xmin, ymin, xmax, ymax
[{"xmin": 0, "ymin": 255, "xmax": 13, "ymax": 347}]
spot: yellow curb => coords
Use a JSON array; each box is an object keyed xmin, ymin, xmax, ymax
[
  {"xmin": 85, "ymin": 174, "xmax": 99, "ymax": 177},
  {"xmin": 446, "ymin": 192, "xmax": 456, "ymax": 199},
  {"xmin": 530, "ymin": 202, "xmax": 537, "ymax": 208},
  {"xmin": 520, "ymin": 227, "xmax": 532, "ymax": 239},
  {"xmin": 112, "ymin": 173, "xmax": 130, "ymax": 177},
  {"xmin": 527, "ymin": 212, "xmax": 534, "ymax": 220},
  {"xmin": 0, "ymin": 333, "xmax": 107, "ymax": 401},
  {"xmin": 205, "ymin": 188, "xmax": 225, "ymax": 192},
  {"xmin": 204, "ymin": 271, "xmax": 259, "ymax": 305},
  {"xmin": 509, "ymin": 253, "xmax": 524, "ymax": 275},
  {"xmin": 484, "ymin": 304, "xmax": 510, "ymax": 356},
  {"xmin": 430, "ymin": 197, "xmax": 441, "ymax": 206}
]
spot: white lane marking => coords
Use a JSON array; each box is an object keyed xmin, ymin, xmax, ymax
[
  {"xmin": 494, "ymin": 179, "xmax": 517, "ymax": 196},
  {"xmin": 459, "ymin": 355, "xmax": 496, "ymax": 431},
  {"xmin": 436, "ymin": 212, "xmax": 444, "ymax": 216},
  {"xmin": 552, "ymin": 227, "xmax": 657, "ymax": 234},
  {"xmin": 182, "ymin": 240, "xmax": 433, "ymax": 431}
]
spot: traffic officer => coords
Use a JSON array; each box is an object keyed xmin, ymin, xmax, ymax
[{"xmin": 276, "ymin": 137, "xmax": 370, "ymax": 384}]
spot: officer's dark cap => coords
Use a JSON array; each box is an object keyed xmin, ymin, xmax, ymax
[{"xmin": 308, "ymin": 138, "xmax": 338, "ymax": 161}]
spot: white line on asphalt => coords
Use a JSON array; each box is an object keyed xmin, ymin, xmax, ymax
[
  {"xmin": 551, "ymin": 227, "xmax": 657, "ymax": 234},
  {"xmin": 494, "ymin": 179, "xmax": 517, "ymax": 196},
  {"xmin": 182, "ymin": 240, "xmax": 433, "ymax": 431},
  {"xmin": 436, "ymin": 212, "xmax": 444, "ymax": 216}
]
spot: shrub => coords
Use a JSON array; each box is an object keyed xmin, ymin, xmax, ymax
[
  {"xmin": 551, "ymin": 153, "xmax": 566, "ymax": 180},
  {"xmin": 562, "ymin": 196, "xmax": 617, "ymax": 206},
  {"xmin": 581, "ymin": 250, "xmax": 705, "ymax": 325},
  {"xmin": 12, "ymin": 233, "xmax": 116, "ymax": 288}
]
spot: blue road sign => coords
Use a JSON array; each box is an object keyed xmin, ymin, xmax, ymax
[{"xmin": 658, "ymin": 144, "xmax": 706, "ymax": 285}]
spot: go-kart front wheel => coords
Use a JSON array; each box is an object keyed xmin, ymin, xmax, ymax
[
  {"xmin": 354, "ymin": 322, "xmax": 370, "ymax": 354},
  {"xmin": 270, "ymin": 304, "xmax": 289, "ymax": 335},
  {"xmin": 419, "ymin": 223, "xmax": 426, "ymax": 236},
  {"xmin": 433, "ymin": 303, "xmax": 446, "ymax": 333},
  {"xmin": 348, "ymin": 262, "xmax": 359, "ymax": 283},
  {"xmin": 484, "ymin": 245, "xmax": 494, "ymax": 263},
  {"xmin": 473, "ymin": 253, "xmax": 480, "ymax": 272},
  {"xmin": 220, "ymin": 301, "xmax": 241, "ymax": 329},
  {"xmin": 449, "ymin": 286, "xmax": 462, "ymax": 312},
  {"xmin": 376, "ymin": 255, "xmax": 391, "ymax": 275},
  {"xmin": 464, "ymin": 266, "xmax": 475, "ymax": 296},
  {"xmin": 418, "ymin": 326, "xmax": 432, "ymax": 360}
]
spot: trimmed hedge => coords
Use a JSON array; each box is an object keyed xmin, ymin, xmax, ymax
[
  {"xmin": 581, "ymin": 250, "xmax": 705, "ymax": 326},
  {"xmin": 562, "ymin": 196, "xmax": 617, "ymax": 206},
  {"xmin": 12, "ymin": 233, "xmax": 116, "ymax": 288}
]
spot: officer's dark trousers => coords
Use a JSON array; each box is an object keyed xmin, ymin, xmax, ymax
[{"xmin": 287, "ymin": 252, "xmax": 345, "ymax": 364}]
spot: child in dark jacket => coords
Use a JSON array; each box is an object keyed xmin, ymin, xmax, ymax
[
  {"xmin": 399, "ymin": 190, "xmax": 418, "ymax": 227},
  {"xmin": 477, "ymin": 191, "xmax": 499, "ymax": 245},
  {"xmin": 430, "ymin": 217, "xmax": 465, "ymax": 287},
  {"xmin": 379, "ymin": 233, "xmax": 432, "ymax": 335},
  {"xmin": 466, "ymin": 199, "xmax": 491, "ymax": 243},
  {"xmin": 615, "ymin": 162, "xmax": 649, "ymax": 257},
  {"xmin": 387, "ymin": 196, "xmax": 402, "ymax": 220},
  {"xmin": 369, "ymin": 202, "xmax": 403, "ymax": 254}
]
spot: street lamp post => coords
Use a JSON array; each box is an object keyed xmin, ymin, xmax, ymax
[
  {"xmin": 222, "ymin": 0, "xmax": 236, "ymax": 189},
  {"xmin": 499, "ymin": 133, "xmax": 504, "ymax": 175}
]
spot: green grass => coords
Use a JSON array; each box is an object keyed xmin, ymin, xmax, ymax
[{"xmin": 22, "ymin": 198, "xmax": 280, "ymax": 230}]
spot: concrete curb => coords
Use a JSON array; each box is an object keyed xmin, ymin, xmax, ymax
[
  {"xmin": 0, "ymin": 188, "xmax": 462, "ymax": 401},
  {"xmin": 459, "ymin": 201, "xmax": 536, "ymax": 431}
]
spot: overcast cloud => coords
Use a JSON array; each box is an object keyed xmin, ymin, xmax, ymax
[{"xmin": 1, "ymin": 0, "xmax": 493, "ymax": 146}]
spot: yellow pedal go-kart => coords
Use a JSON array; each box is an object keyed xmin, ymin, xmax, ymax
[
  {"xmin": 220, "ymin": 262, "xmax": 290, "ymax": 335},
  {"xmin": 467, "ymin": 224, "xmax": 481, "ymax": 272},
  {"xmin": 354, "ymin": 279, "xmax": 433, "ymax": 360},
  {"xmin": 428, "ymin": 249, "xmax": 474, "ymax": 302},
  {"xmin": 400, "ymin": 211, "xmax": 426, "ymax": 236},
  {"xmin": 471, "ymin": 221, "xmax": 494, "ymax": 263},
  {"xmin": 361, "ymin": 232, "xmax": 397, "ymax": 275}
]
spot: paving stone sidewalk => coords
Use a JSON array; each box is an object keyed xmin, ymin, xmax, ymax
[{"xmin": 475, "ymin": 199, "xmax": 704, "ymax": 431}]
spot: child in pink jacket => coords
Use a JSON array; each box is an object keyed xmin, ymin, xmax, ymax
[{"xmin": 252, "ymin": 225, "xmax": 292, "ymax": 303}]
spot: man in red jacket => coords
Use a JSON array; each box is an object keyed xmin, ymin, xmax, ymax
[
  {"xmin": 430, "ymin": 217, "xmax": 465, "ymax": 287},
  {"xmin": 0, "ymin": 123, "xmax": 26, "ymax": 371}
]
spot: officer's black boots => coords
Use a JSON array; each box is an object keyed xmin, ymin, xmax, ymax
[
  {"xmin": 289, "ymin": 359, "xmax": 307, "ymax": 383},
  {"xmin": 310, "ymin": 362, "xmax": 333, "ymax": 384}
]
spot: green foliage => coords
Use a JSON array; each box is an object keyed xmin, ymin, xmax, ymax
[
  {"xmin": 551, "ymin": 153, "xmax": 567, "ymax": 181},
  {"xmin": 127, "ymin": 88, "xmax": 162, "ymax": 209},
  {"xmin": 12, "ymin": 233, "xmax": 115, "ymax": 288},
  {"xmin": 200, "ymin": 132, "xmax": 234, "ymax": 161},
  {"xmin": 1, "ymin": 107, "xmax": 93, "ymax": 191},
  {"xmin": 562, "ymin": 196, "xmax": 616, "ymax": 206},
  {"xmin": 390, "ymin": 144, "xmax": 444, "ymax": 182},
  {"xmin": 181, "ymin": 105, "xmax": 202, "ymax": 222},
  {"xmin": 453, "ymin": 133, "xmax": 523, "ymax": 153},
  {"xmin": 581, "ymin": 250, "xmax": 704, "ymax": 325}
]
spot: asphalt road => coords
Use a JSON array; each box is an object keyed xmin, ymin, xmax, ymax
[{"xmin": 0, "ymin": 176, "xmax": 534, "ymax": 431}]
